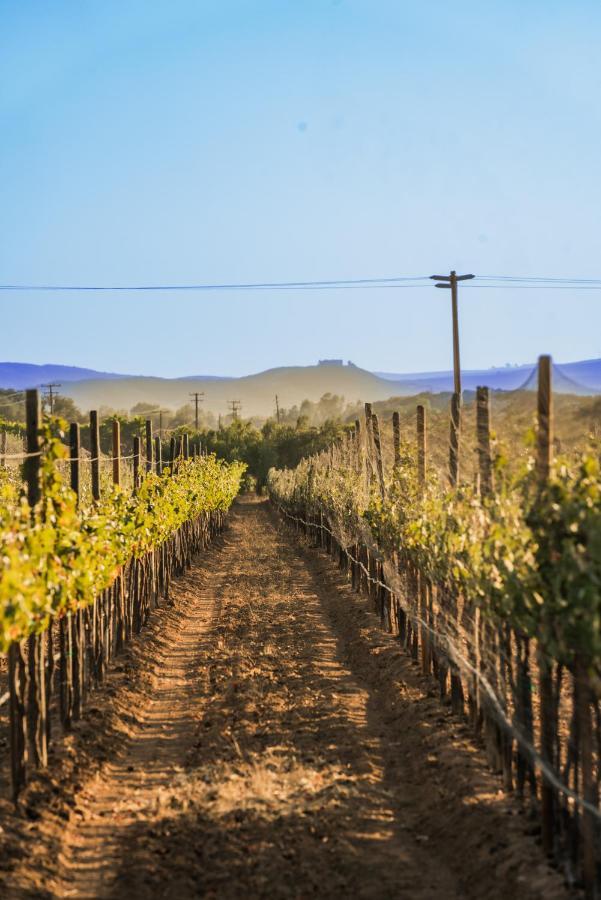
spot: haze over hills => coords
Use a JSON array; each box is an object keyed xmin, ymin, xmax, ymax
[{"xmin": 1, "ymin": 357, "xmax": 600, "ymax": 416}]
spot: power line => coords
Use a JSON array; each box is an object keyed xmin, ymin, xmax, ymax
[{"xmin": 0, "ymin": 275, "xmax": 430, "ymax": 292}]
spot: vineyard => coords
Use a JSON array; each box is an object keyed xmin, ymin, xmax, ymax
[
  {"xmin": 0, "ymin": 368, "xmax": 598, "ymax": 898},
  {"xmin": 270, "ymin": 356, "xmax": 601, "ymax": 897}
]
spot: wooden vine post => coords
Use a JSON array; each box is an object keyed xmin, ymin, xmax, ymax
[
  {"xmin": 447, "ymin": 389, "xmax": 464, "ymax": 710},
  {"xmin": 416, "ymin": 404, "xmax": 430, "ymax": 674},
  {"xmin": 354, "ymin": 419, "xmax": 362, "ymax": 474},
  {"xmin": 392, "ymin": 411, "xmax": 401, "ymax": 469},
  {"xmin": 476, "ymin": 387, "xmax": 492, "ymax": 497},
  {"xmin": 371, "ymin": 413, "xmax": 386, "ymax": 500},
  {"xmin": 90, "ymin": 410, "xmax": 101, "ymax": 501},
  {"xmin": 25, "ymin": 390, "xmax": 48, "ymax": 769},
  {"xmin": 112, "ymin": 419, "xmax": 121, "ymax": 487},
  {"xmin": 155, "ymin": 435, "xmax": 162, "ymax": 474},
  {"xmin": 133, "ymin": 436, "xmax": 141, "ymax": 493},
  {"xmin": 145, "ymin": 419, "xmax": 153, "ymax": 473},
  {"xmin": 70, "ymin": 423, "xmax": 80, "ymax": 501},
  {"xmin": 0, "ymin": 429, "xmax": 6, "ymax": 466},
  {"xmin": 8, "ymin": 390, "xmax": 42, "ymax": 797},
  {"xmin": 536, "ymin": 354, "xmax": 556, "ymax": 859},
  {"xmin": 69, "ymin": 421, "xmax": 83, "ymax": 721}
]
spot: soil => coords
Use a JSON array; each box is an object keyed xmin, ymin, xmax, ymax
[{"xmin": 0, "ymin": 495, "xmax": 570, "ymax": 899}]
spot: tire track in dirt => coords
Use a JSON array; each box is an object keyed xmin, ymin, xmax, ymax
[
  {"xmin": 49, "ymin": 538, "xmax": 229, "ymax": 898},
  {"xmin": 9, "ymin": 495, "xmax": 568, "ymax": 899}
]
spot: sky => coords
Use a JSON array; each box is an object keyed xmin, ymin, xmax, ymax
[{"xmin": 1, "ymin": 0, "xmax": 600, "ymax": 378}]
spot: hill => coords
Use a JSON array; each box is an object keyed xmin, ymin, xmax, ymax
[{"xmin": 61, "ymin": 365, "xmax": 422, "ymax": 417}]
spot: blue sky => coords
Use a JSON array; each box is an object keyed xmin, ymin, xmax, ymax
[{"xmin": 1, "ymin": 1, "xmax": 600, "ymax": 377}]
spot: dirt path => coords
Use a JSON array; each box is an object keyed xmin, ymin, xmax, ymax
[{"xmin": 6, "ymin": 495, "xmax": 568, "ymax": 899}]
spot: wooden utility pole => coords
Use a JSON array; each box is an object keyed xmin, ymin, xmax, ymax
[
  {"xmin": 228, "ymin": 400, "xmax": 241, "ymax": 421},
  {"xmin": 430, "ymin": 270, "xmax": 474, "ymax": 395},
  {"xmin": 189, "ymin": 392, "xmax": 204, "ymax": 430},
  {"xmin": 41, "ymin": 382, "xmax": 61, "ymax": 415}
]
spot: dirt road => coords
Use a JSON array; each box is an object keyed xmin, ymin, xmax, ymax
[{"xmin": 5, "ymin": 496, "xmax": 568, "ymax": 899}]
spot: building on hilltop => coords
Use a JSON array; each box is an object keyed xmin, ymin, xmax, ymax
[{"xmin": 318, "ymin": 359, "xmax": 344, "ymax": 366}]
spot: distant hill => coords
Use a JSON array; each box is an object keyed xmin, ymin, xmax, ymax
[
  {"xmin": 61, "ymin": 365, "xmax": 422, "ymax": 417},
  {"xmin": 2, "ymin": 356, "xmax": 600, "ymax": 416},
  {"xmin": 0, "ymin": 362, "xmax": 231, "ymax": 390},
  {"xmin": 0, "ymin": 362, "xmax": 127, "ymax": 389},
  {"xmin": 376, "ymin": 358, "xmax": 601, "ymax": 395}
]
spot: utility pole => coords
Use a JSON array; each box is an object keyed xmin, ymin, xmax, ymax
[
  {"xmin": 228, "ymin": 400, "xmax": 241, "ymax": 421},
  {"xmin": 275, "ymin": 394, "xmax": 281, "ymax": 423},
  {"xmin": 430, "ymin": 271, "xmax": 474, "ymax": 394},
  {"xmin": 189, "ymin": 391, "xmax": 205, "ymax": 430},
  {"xmin": 41, "ymin": 383, "xmax": 61, "ymax": 414}
]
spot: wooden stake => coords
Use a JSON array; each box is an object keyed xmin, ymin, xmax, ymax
[
  {"xmin": 112, "ymin": 419, "xmax": 121, "ymax": 487},
  {"xmin": 371, "ymin": 413, "xmax": 386, "ymax": 499},
  {"xmin": 90, "ymin": 410, "xmax": 100, "ymax": 501},
  {"xmin": 417, "ymin": 405, "xmax": 426, "ymax": 487},
  {"xmin": 145, "ymin": 419, "xmax": 153, "ymax": 473},
  {"xmin": 536, "ymin": 354, "xmax": 555, "ymax": 857},
  {"xmin": 25, "ymin": 389, "xmax": 41, "ymax": 507},
  {"xmin": 392, "ymin": 412, "xmax": 401, "ymax": 468},
  {"xmin": 133, "ymin": 436, "xmax": 141, "ymax": 493},
  {"xmin": 169, "ymin": 436, "xmax": 176, "ymax": 474},
  {"xmin": 476, "ymin": 387, "xmax": 492, "ymax": 497},
  {"xmin": 155, "ymin": 435, "xmax": 162, "ymax": 474},
  {"xmin": 70, "ymin": 423, "xmax": 80, "ymax": 502}
]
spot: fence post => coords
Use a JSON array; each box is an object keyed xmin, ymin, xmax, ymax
[
  {"xmin": 183, "ymin": 433, "xmax": 189, "ymax": 460},
  {"xmin": 476, "ymin": 387, "xmax": 492, "ymax": 497},
  {"xmin": 416, "ymin": 405, "xmax": 430, "ymax": 674},
  {"xmin": 25, "ymin": 389, "xmax": 41, "ymax": 507},
  {"xmin": 70, "ymin": 423, "xmax": 80, "ymax": 501},
  {"xmin": 145, "ymin": 419, "xmax": 153, "ymax": 473},
  {"xmin": 371, "ymin": 413, "xmax": 386, "ymax": 499},
  {"xmin": 354, "ymin": 419, "xmax": 362, "ymax": 473},
  {"xmin": 7, "ymin": 392, "xmax": 35, "ymax": 795},
  {"xmin": 536, "ymin": 354, "xmax": 555, "ymax": 859},
  {"xmin": 417, "ymin": 405, "xmax": 426, "ymax": 487},
  {"xmin": 0, "ymin": 429, "xmax": 6, "ymax": 466},
  {"xmin": 112, "ymin": 419, "xmax": 121, "ymax": 487},
  {"xmin": 155, "ymin": 435, "xmax": 162, "ymax": 474},
  {"xmin": 90, "ymin": 410, "xmax": 100, "ymax": 501},
  {"xmin": 392, "ymin": 412, "xmax": 401, "ymax": 469},
  {"xmin": 133, "ymin": 436, "xmax": 141, "ymax": 493},
  {"xmin": 25, "ymin": 390, "xmax": 47, "ymax": 769}
]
